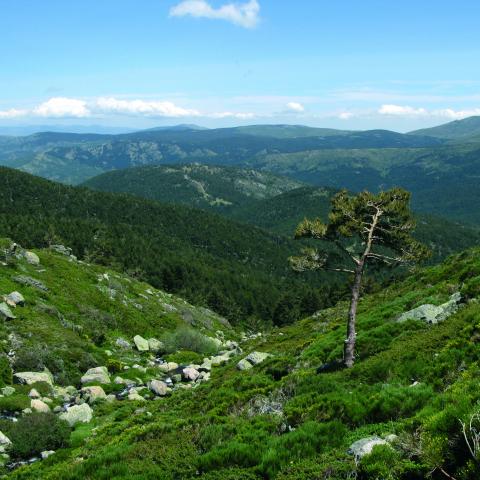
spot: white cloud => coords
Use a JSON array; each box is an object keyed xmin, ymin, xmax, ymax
[
  {"xmin": 33, "ymin": 97, "xmax": 90, "ymax": 118},
  {"xmin": 338, "ymin": 111, "xmax": 354, "ymax": 120},
  {"xmin": 170, "ymin": 0, "xmax": 260, "ymax": 28},
  {"xmin": 209, "ymin": 111, "xmax": 255, "ymax": 119},
  {"xmin": 286, "ymin": 102, "xmax": 305, "ymax": 113},
  {"xmin": 435, "ymin": 108, "xmax": 480, "ymax": 120},
  {"xmin": 0, "ymin": 108, "xmax": 27, "ymax": 119},
  {"xmin": 378, "ymin": 104, "xmax": 480, "ymax": 120},
  {"xmin": 378, "ymin": 104, "xmax": 427, "ymax": 116},
  {"xmin": 95, "ymin": 97, "xmax": 200, "ymax": 117}
]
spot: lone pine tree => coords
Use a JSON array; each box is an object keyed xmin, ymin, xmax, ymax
[{"xmin": 291, "ymin": 188, "xmax": 430, "ymax": 368}]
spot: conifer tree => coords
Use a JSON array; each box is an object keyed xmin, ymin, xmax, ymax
[{"xmin": 291, "ymin": 188, "xmax": 430, "ymax": 368}]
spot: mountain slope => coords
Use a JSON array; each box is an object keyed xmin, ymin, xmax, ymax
[
  {"xmin": 0, "ymin": 167, "xmax": 338, "ymax": 326},
  {"xmin": 410, "ymin": 115, "xmax": 480, "ymax": 140},
  {"xmin": 83, "ymin": 164, "xmax": 304, "ymax": 210},
  {"xmin": 0, "ymin": 127, "xmax": 444, "ymax": 184},
  {"xmin": 7, "ymin": 245, "xmax": 480, "ymax": 479}
]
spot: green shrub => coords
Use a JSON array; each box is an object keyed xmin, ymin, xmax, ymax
[
  {"xmin": 0, "ymin": 394, "xmax": 30, "ymax": 413},
  {"xmin": 358, "ymin": 445, "xmax": 400, "ymax": 479},
  {"xmin": 198, "ymin": 441, "xmax": 261, "ymax": 472},
  {"xmin": 0, "ymin": 412, "xmax": 70, "ymax": 459},
  {"xmin": 162, "ymin": 327, "xmax": 219, "ymax": 355},
  {"xmin": 260, "ymin": 420, "xmax": 347, "ymax": 478},
  {"xmin": 165, "ymin": 350, "xmax": 204, "ymax": 365},
  {"xmin": 0, "ymin": 355, "xmax": 12, "ymax": 387}
]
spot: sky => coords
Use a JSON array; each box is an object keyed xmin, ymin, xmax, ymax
[{"xmin": 1, "ymin": 0, "xmax": 480, "ymax": 132}]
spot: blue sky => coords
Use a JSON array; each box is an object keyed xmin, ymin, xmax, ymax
[{"xmin": 1, "ymin": 0, "xmax": 480, "ymax": 131}]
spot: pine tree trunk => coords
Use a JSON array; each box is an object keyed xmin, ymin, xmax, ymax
[{"xmin": 343, "ymin": 262, "xmax": 364, "ymax": 368}]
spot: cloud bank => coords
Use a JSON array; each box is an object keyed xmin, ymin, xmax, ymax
[
  {"xmin": 378, "ymin": 104, "xmax": 480, "ymax": 120},
  {"xmin": 170, "ymin": 0, "xmax": 260, "ymax": 28},
  {"xmin": 286, "ymin": 102, "xmax": 305, "ymax": 113}
]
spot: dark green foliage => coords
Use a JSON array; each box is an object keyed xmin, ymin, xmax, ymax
[
  {"xmin": 0, "ymin": 356, "xmax": 12, "ymax": 387},
  {"xmin": 0, "ymin": 413, "xmax": 70, "ymax": 459}
]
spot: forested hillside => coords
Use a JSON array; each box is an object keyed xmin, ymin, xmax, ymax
[{"xmin": 0, "ymin": 167, "xmax": 341, "ymax": 327}]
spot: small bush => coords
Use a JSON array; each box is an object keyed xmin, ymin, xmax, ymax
[
  {"xmin": 0, "ymin": 394, "xmax": 30, "ymax": 413},
  {"xmin": 0, "ymin": 356, "xmax": 12, "ymax": 387},
  {"xmin": 0, "ymin": 412, "xmax": 70, "ymax": 459},
  {"xmin": 162, "ymin": 327, "xmax": 219, "ymax": 355}
]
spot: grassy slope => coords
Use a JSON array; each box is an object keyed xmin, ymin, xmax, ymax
[
  {"xmin": 0, "ymin": 241, "xmax": 231, "ymax": 386},
  {"xmin": 410, "ymin": 116, "xmax": 480, "ymax": 140},
  {"xmin": 9, "ymin": 247, "xmax": 480, "ymax": 479}
]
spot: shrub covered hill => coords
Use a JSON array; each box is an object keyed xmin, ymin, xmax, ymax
[{"xmin": 1, "ymin": 236, "xmax": 480, "ymax": 478}]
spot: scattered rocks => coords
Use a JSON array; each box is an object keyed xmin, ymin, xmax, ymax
[
  {"xmin": 0, "ymin": 431, "xmax": 11, "ymax": 451},
  {"xmin": 149, "ymin": 380, "xmax": 169, "ymax": 396},
  {"xmin": 14, "ymin": 371, "xmax": 53, "ymax": 386},
  {"xmin": 0, "ymin": 303, "xmax": 16, "ymax": 320},
  {"xmin": 12, "ymin": 275, "xmax": 48, "ymax": 292},
  {"xmin": 133, "ymin": 335, "xmax": 149, "ymax": 352},
  {"xmin": 60, "ymin": 404, "xmax": 93, "ymax": 426},
  {"xmin": 397, "ymin": 293, "xmax": 462, "ymax": 324},
  {"xmin": 210, "ymin": 354, "xmax": 230, "ymax": 366},
  {"xmin": 81, "ymin": 386, "xmax": 107, "ymax": 404},
  {"xmin": 30, "ymin": 399, "xmax": 50, "ymax": 413},
  {"xmin": 5, "ymin": 292, "xmax": 25, "ymax": 307},
  {"xmin": 49, "ymin": 245, "xmax": 72, "ymax": 256},
  {"xmin": 24, "ymin": 252, "xmax": 40, "ymax": 266},
  {"xmin": 157, "ymin": 362, "xmax": 178, "ymax": 373},
  {"xmin": 237, "ymin": 352, "xmax": 272, "ymax": 370},
  {"xmin": 80, "ymin": 366, "xmax": 110, "ymax": 385},
  {"xmin": 115, "ymin": 338, "xmax": 131, "ymax": 349},
  {"xmin": 182, "ymin": 367, "xmax": 200, "ymax": 382},
  {"xmin": 147, "ymin": 338, "xmax": 164, "ymax": 353},
  {"xmin": 348, "ymin": 436, "xmax": 389, "ymax": 460},
  {"xmin": 1, "ymin": 386, "xmax": 15, "ymax": 397},
  {"xmin": 41, "ymin": 450, "xmax": 55, "ymax": 459},
  {"xmin": 28, "ymin": 388, "xmax": 40, "ymax": 399}
]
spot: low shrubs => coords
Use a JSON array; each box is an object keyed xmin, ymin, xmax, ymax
[
  {"xmin": 162, "ymin": 327, "xmax": 219, "ymax": 355},
  {"xmin": 0, "ymin": 412, "xmax": 70, "ymax": 459}
]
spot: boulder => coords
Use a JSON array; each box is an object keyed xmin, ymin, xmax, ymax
[
  {"xmin": 237, "ymin": 359, "xmax": 253, "ymax": 371},
  {"xmin": 49, "ymin": 245, "xmax": 72, "ymax": 256},
  {"xmin": 348, "ymin": 436, "xmax": 389, "ymax": 460},
  {"xmin": 1, "ymin": 387, "xmax": 15, "ymax": 397},
  {"xmin": 245, "ymin": 352, "xmax": 271, "ymax": 365},
  {"xmin": 28, "ymin": 388, "xmax": 41, "ymax": 399},
  {"xmin": 115, "ymin": 337, "xmax": 131, "ymax": 349},
  {"xmin": 128, "ymin": 392, "xmax": 146, "ymax": 402},
  {"xmin": 0, "ymin": 432, "xmax": 11, "ymax": 449},
  {"xmin": 41, "ymin": 450, "xmax": 55, "ymax": 459},
  {"xmin": 224, "ymin": 340, "xmax": 239, "ymax": 351},
  {"xmin": 210, "ymin": 354, "xmax": 230, "ymax": 366},
  {"xmin": 0, "ymin": 303, "xmax": 15, "ymax": 320},
  {"xmin": 397, "ymin": 293, "xmax": 462, "ymax": 324},
  {"xmin": 147, "ymin": 338, "xmax": 164, "ymax": 353},
  {"xmin": 133, "ymin": 335, "xmax": 149, "ymax": 352},
  {"xmin": 149, "ymin": 380, "xmax": 169, "ymax": 396},
  {"xmin": 81, "ymin": 386, "xmax": 107, "ymax": 404},
  {"xmin": 182, "ymin": 367, "xmax": 200, "ymax": 382},
  {"xmin": 30, "ymin": 399, "xmax": 50, "ymax": 413},
  {"xmin": 12, "ymin": 275, "xmax": 48, "ymax": 292},
  {"xmin": 5, "ymin": 292, "xmax": 25, "ymax": 307},
  {"xmin": 199, "ymin": 359, "xmax": 212, "ymax": 371},
  {"xmin": 80, "ymin": 366, "xmax": 110, "ymax": 385},
  {"xmin": 60, "ymin": 403, "xmax": 93, "ymax": 426},
  {"xmin": 24, "ymin": 251, "xmax": 40, "ymax": 266},
  {"xmin": 157, "ymin": 362, "xmax": 178, "ymax": 373},
  {"xmin": 14, "ymin": 371, "xmax": 53, "ymax": 386}
]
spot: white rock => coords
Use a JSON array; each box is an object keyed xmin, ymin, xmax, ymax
[
  {"xmin": 182, "ymin": 367, "xmax": 200, "ymax": 382},
  {"xmin": 0, "ymin": 303, "xmax": 16, "ymax": 320},
  {"xmin": 80, "ymin": 366, "xmax": 110, "ymax": 385},
  {"xmin": 149, "ymin": 380, "xmax": 169, "ymax": 396},
  {"xmin": 31, "ymin": 399, "xmax": 50, "ymax": 413},
  {"xmin": 348, "ymin": 436, "xmax": 389, "ymax": 460},
  {"xmin": 60, "ymin": 403, "xmax": 93, "ymax": 426},
  {"xmin": 41, "ymin": 450, "xmax": 55, "ymax": 459},
  {"xmin": 133, "ymin": 335, "xmax": 149, "ymax": 352},
  {"xmin": 237, "ymin": 359, "xmax": 253, "ymax": 371},
  {"xmin": 28, "ymin": 388, "xmax": 40, "ymax": 399},
  {"xmin": 14, "ymin": 371, "xmax": 53, "ymax": 386},
  {"xmin": 80, "ymin": 386, "xmax": 107, "ymax": 403},
  {"xmin": 6, "ymin": 292, "xmax": 25, "ymax": 307},
  {"xmin": 24, "ymin": 251, "xmax": 40, "ymax": 265}
]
